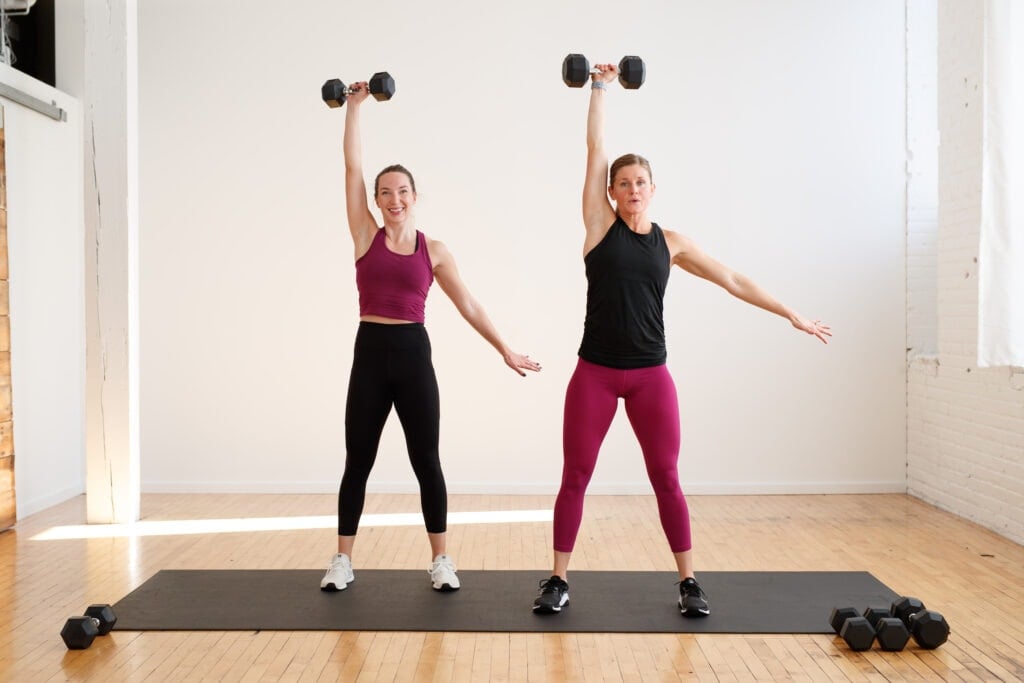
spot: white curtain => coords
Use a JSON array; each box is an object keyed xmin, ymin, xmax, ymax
[{"xmin": 979, "ymin": 0, "xmax": 1024, "ymax": 367}]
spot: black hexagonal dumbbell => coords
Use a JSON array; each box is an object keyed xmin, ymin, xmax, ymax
[
  {"xmin": 321, "ymin": 72, "xmax": 396, "ymax": 108},
  {"xmin": 874, "ymin": 617, "xmax": 911, "ymax": 651},
  {"xmin": 909, "ymin": 609, "xmax": 950, "ymax": 649},
  {"xmin": 61, "ymin": 603, "xmax": 117, "ymax": 650},
  {"xmin": 860, "ymin": 605, "xmax": 909, "ymax": 651},
  {"xmin": 890, "ymin": 596, "xmax": 925, "ymax": 625},
  {"xmin": 561, "ymin": 54, "xmax": 646, "ymax": 90},
  {"xmin": 891, "ymin": 595, "xmax": 950, "ymax": 649},
  {"xmin": 829, "ymin": 607, "xmax": 875, "ymax": 651},
  {"xmin": 862, "ymin": 606, "xmax": 890, "ymax": 629},
  {"xmin": 829, "ymin": 606, "xmax": 859, "ymax": 634}
]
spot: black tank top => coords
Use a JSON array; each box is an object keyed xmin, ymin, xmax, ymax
[{"xmin": 578, "ymin": 217, "xmax": 671, "ymax": 369}]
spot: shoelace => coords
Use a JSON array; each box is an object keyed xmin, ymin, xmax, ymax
[
  {"xmin": 538, "ymin": 578, "xmax": 567, "ymax": 594},
  {"xmin": 432, "ymin": 559, "xmax": 456, "ymax": 573},
  {"xmin": 679, "ymin": 580, "xmax": 705, "ymax": 599}
]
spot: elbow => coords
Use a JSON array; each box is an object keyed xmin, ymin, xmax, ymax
[
  {"xmin": 725, "ymin": 273, "xmax": 746, "ymax": 298},
  {"xmin": 461, "ymin": 302, "xmax": 482, "ymax": 324}
]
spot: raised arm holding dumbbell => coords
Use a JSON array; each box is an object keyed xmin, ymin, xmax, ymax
[{"xmin": 533, "ymin": 55, "xmax": 829, "ymax": 619}]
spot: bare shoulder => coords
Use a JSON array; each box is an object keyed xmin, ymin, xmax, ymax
[
  {"xmin": 661, "ymin": 228, "xmax": 698, "ymax": 259},
  {"xmin": 426, "ymin": 236, "xmax": 453, "ymax": 269}
]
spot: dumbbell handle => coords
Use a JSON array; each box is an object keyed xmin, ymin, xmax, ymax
[{"xmin": 334, "ymin": 80, "xmax": 389, "ymax": 96}]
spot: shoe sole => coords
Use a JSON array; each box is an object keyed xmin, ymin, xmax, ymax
[
  {"xmin": 532, "ymin": 597, "xmax": 569, "ymax": 614},
  {"xmin": 432, "ymin": 583, "xmax": 460, "ymax": 592},
  {"xmin": 320, "ymin": 578, "xmax": 354, "ymax": 592},
  {"xmin": 679, "ymin": 603, "xmax": 710, "ymax": 618}
]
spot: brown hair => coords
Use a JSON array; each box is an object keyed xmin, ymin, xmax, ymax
[
  {"xmin": 374, "ymin": 164, "xmax": 417, "ymax": 197},
  {"xmin": 609, "ymin": 153, "xmax": 653, "ymax": 186}
]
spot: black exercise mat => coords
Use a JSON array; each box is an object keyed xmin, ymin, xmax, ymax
[{"xmin": 111, "ymin": 569, "xmax": 898, "ymax": 634}]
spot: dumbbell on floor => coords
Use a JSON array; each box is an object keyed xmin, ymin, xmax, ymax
[
  {"xmin": 830, "ymin": 605, "xmax": 910, "ymax": 652},
  {"xmin": 891, "ymin": 596, "xmax": 950, "ymax": 650},
  {"xmin": 829, "ymin": 607, "xmax": 875, "ymax": 651},
  {"xmin": 864, "ymin": 606, "xmax": 911, "ymax": 652},
  {"xmin": 561, "ymin": 54, "xmax": 646, "ymax": 90},
  {"xmin": 61, "ymin": 604, "xmax": 117, "ymax": 650},
  {"xmin": 321, "ymin": 72, "xmax": 396, "ymax": 108},
  {"xmin": 830, "ymin": 597, "xmax": 950, "ymax": 653}
]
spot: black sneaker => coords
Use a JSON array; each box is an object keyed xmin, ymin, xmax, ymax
[
  {"xmin": 532, "ymin": 575, "xmax": 570, "ymax": 614},
  {"xmin": 678, "ymin": 577, "xmax": 710, "ymax": 617}
]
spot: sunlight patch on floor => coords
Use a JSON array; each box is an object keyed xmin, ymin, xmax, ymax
[{"xmin": 29, "ymin": 508, "xmax": 553, "ymax": 540}]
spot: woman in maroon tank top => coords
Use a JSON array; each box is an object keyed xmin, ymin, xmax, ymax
[{"xmin": 319, "ymin": 78, "xmax": 541, "ymax": 595}]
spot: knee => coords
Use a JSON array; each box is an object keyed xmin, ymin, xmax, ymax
[
  {"xmin": 410, "ymin": 452, "xmax": 444, "ymax": 483},
  {"xmin": 559, "ymin": 467, "xmax": 594, "ymax": 495},
  {"xmin": 648, "ymin": 471, "xmax": 683, "ymax": 498},
  {"xmin": 341, "ymin": 459, "xmax": 374, "ymax": 487}
]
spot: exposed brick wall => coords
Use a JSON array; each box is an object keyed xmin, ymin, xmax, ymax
[{"xmin": 907, "ymin": 0, "xmax": 1024, "ymax": 546}]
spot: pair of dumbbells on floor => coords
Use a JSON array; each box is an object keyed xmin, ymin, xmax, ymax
[
  {"xmin": 830, "ymin": 596, "xmax": 949, "ymax": 652},
  {"xmin": 61, "ymin": 604, "xmax": 117, "ymax": 650}
]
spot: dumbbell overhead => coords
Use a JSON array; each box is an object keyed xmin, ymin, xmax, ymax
[
  {"xmin": 562, "ymin": 54, "xmax": 646, "ymax": 90},
  {"xmin": 61, "ymin": 604, "xmax": 117, "ymax": 650},
  {"xmin": 321, "ymin": 72, "xmax": 396, "ymax": 108}
]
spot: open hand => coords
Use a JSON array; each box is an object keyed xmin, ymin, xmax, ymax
[
  {"xmin": 503, "ymin": 352, "xmax": 542, "ymax": 377},
  {"xmin": 792, "ymin": 317, "xmax": 831, "ymax": 344}
]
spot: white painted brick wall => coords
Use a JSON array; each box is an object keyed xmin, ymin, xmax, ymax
[
  {"xmin": 907, "ymin": 0, "xmax": 939, "ymax": 357},
  {"xmin": 907, "ymin": 0, "xmax": 1024, "ymax": 546}
]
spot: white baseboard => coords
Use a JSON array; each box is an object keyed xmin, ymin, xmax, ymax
[
  {"xmin": 16, "ymin": 485, "xmax": 85, "ymax": 520},
  {"xmin": 141, "ymin": 480, "xmax": 908, "ymax": 495}
]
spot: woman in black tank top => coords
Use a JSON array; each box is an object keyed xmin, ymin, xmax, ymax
[{"xmin": 532, "ymin": 59, "xmax": 832, "ymax": 619}]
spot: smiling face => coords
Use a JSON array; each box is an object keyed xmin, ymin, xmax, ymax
[
  {"xmin": 374, "ymin": 170, "xmax": 417, "ymax": 224},
  {"xmin": 608, "ymin": 163, "xmax": 655, "ymax": 218}
]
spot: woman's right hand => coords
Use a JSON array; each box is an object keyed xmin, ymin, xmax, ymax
[
  {"xmin": 591, "ymin": 64, "xmax": 618, "ymax": 86},
  {"xmin": 346, "ymin": 81, "xmax": 372, "ymax": 107}
]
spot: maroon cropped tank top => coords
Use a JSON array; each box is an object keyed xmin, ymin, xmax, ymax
[{"xmin": 355, "ymin": 229, "xmax": 434, "ymax": 323}]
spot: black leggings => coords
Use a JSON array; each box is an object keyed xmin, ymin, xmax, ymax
[{"xmin": 338, "ymin": 322, "xmax": 446, "ymax": 535}]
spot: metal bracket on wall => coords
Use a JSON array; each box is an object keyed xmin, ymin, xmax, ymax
[{"xmin": 0, "ymin": 81, "xmax": 65, "ymax": 122}]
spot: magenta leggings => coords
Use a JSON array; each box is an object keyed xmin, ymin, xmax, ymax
[{"xmin": 554, "ymin": 358, "xmax": 693, "ymax": 553}]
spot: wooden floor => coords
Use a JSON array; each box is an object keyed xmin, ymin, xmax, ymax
[{"xmin": 2, "ymin": 493, "xmax": 1023, "ymax": 681}]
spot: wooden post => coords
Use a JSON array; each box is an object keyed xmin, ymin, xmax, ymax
[{"xmin": 0, "ymin": 117, "xmax": 16, "ymax": 530}]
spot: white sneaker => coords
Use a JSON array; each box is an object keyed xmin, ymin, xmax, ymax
[
  {"xmin": 429, "ymin": 554, "xmax": 461, "ymax": 592},
  {"xmin": 320, "ymin": 553, "xmax": 354, "ymax": 591}
]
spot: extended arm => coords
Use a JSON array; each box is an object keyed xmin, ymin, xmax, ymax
[
  {"xmin": 431, "ymin": 241, "xmax": 542, "ymax": 376},
  {"xmin": 582, "ymin": 65, "xmax": 619, "ymax": 250},
  {"xmin": 668, "ymin": 231, "xmax": 831, "ymax": 343},
  {"xmin": 342, "ymin": 84, "xmax": 378, "ymax": 256}
]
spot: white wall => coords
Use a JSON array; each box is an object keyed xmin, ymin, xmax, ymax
[
  {"xmin": 136, "ymin": 1, "xmax": 908, "ymax": 494},
  {"xmin": 907, "ymin": 0, "xmax": 1024, "ymax": 546},
  {"xmin": 0, "ymin": 65, "xmax": 85, "ymax": 517}
]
